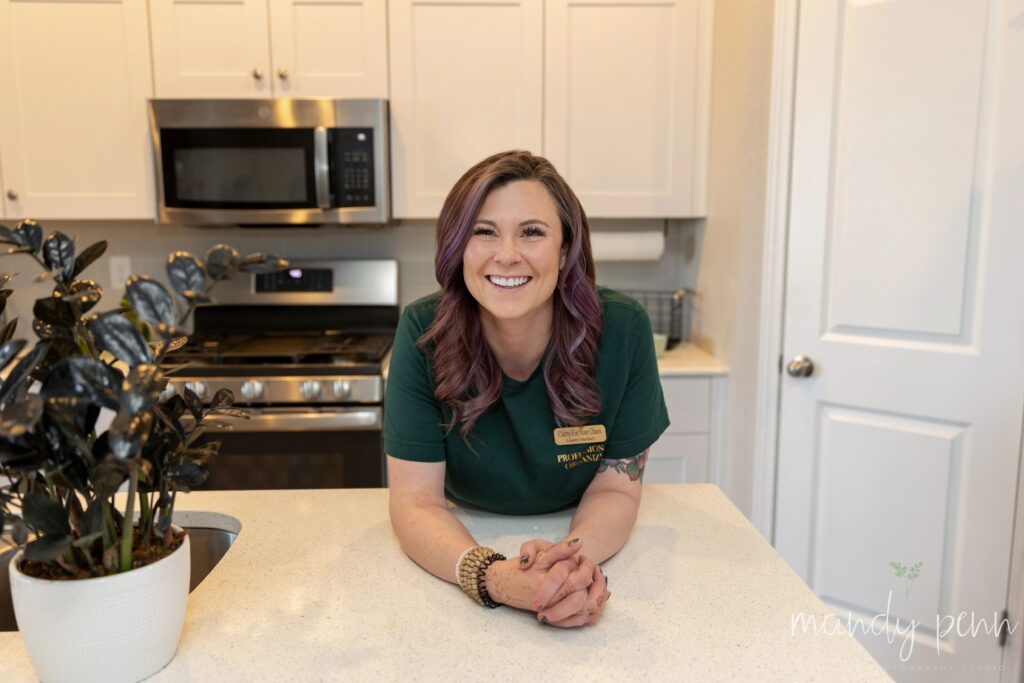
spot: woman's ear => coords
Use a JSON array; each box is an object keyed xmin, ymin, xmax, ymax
[{"xmin": 559, "ymin": 246, "xmax": 567, "ymax": 271}]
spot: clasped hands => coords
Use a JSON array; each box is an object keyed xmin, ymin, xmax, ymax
[{"xmin": 484, "ymin": 538, "xmax": 610, "ymax": 628}]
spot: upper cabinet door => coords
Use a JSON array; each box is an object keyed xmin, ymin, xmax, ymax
[
  {"xmin": 0, "ymin": 0, "xmax": 155, "ymax": 219},
  {"xmin": 150, "ymin": 0, "xmax": 272, "ymax": 97},
  {"xmin": 389, "ymin": 0, "xmax": 543, "ymax": 218},
  {"xmin": 268, "ymin": 0, "xmax": 388, "ymax": 98},
  {"xmin": 544, "ymin": 0, "xmax": 712, "ymax": 217}
]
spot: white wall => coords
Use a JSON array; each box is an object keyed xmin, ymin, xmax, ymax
[{"xmin": 691, "ymin": 0, "xmax": 775, "ymax": 519}]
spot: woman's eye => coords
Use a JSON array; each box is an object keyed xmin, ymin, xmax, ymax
[
  {"xmin": 522, "ymin": 226, "xmax": 546, "ymax": 237},
  {"xmin": 472, "ymin": 227, "xmax": 495, "ymax": 236}
]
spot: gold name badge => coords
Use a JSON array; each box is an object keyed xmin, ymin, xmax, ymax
[{"xmin": 553, "ymin": 424, "xmax": 607, "ymax": 446}]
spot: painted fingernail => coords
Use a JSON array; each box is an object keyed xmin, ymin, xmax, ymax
[
  {"xmin": 539, "ymin": 615, "xmax": 548, "ymax": 624},
  {"xmin": 569, "ymin": 537, "xmax": 581, "ymax": 545},
  {"xmin": 604, "ymin": 575, "xmax": 609, "ymax": 586},
  {"xmin": 520, "ymin": 554, "xmax": 529, "ymax": 565}
]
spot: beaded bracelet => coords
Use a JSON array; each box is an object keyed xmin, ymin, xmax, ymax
[{"xmin": 457, "ymin": 545, "xmax": 506, "ymax": 608}]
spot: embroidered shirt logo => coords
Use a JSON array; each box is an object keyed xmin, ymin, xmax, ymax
[{"xmin": 556, "ymin": 443, "xmax": 606, "ymax": 470}]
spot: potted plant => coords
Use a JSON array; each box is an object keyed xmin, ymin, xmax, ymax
[{"xmin": 0, "ymin": 219, "xmax": 286, "ymax": 682}]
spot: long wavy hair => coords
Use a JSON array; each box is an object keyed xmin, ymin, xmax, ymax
[{"xmin": 418, "ymin": 150, "xmax": 603, "ymax": 446}]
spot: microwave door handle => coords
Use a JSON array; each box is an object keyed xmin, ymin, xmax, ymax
[{"xmin": 313, "ymin": 127, "xmax": 331, "ymax": 209}]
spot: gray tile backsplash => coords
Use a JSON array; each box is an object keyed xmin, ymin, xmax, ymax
[{"xmin": 0, "ymin": 217, "xmax": 701, "ymax": 327}]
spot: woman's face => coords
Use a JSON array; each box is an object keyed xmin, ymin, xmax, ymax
[{"xmin": 462, "ymin": 179, "xmax": 566, "ymax": 327}]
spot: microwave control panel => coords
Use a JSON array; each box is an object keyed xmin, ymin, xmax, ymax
[{"xmin": 332, "ymin": 128, "xmax": 376, "ymax": 208}]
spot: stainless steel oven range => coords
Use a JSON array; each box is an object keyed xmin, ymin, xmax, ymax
[{"xmin": 160, "ymin": 259, "xmax": 397, "ymax": 489}]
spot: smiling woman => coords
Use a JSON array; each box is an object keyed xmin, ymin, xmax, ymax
[{"xmin": 384, "ymin": 150, "xmax": 669, "ymax": 628}]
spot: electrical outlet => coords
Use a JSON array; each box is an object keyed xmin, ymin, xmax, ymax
[{"xmin": 109, "ymin": 256, "xmax": 132, "ymax": 288}]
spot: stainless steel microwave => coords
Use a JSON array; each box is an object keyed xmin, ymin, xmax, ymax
[{"xmin": 148, "ymin": 98, "xmax": 390, "ymax": 226}]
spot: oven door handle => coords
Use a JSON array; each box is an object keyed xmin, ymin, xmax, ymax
[{"xmin": 209, "ymin": 408, "xmax": 382, "ymax": 432}]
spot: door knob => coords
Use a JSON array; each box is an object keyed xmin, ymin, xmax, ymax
[
  {"xmin": 252, "ymin": 68, "xmax": 264, "ymax": 80},
  {"xmin": 786, "ymin": 356, "xmax": 814, "ymax": 377},
  {"xmin": 6, "ymin": 190, "xmax": 17, "ymax": 200},
  {"xmin": 277, "ymin": 67, "xmax": 289, "ymax": 80}
]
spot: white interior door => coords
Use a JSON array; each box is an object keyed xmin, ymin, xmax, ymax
[{"xmin": 774, "ymin": 1, "xmax": 1024, "ymax": 680}]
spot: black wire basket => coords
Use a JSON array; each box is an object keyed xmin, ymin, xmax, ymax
[{"xmin": 614, "ymin": 288, "xmax": 691, "ymax": 350}]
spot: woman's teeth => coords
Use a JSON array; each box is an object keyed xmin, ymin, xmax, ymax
[{"xmin": 487, "ymin": 275, "xmax": 531, "ymax": 289}]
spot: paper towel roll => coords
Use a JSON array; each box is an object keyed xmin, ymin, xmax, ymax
[{"xmin": 590, "ymin": 230, "xmax": 665, "ymax": 262}]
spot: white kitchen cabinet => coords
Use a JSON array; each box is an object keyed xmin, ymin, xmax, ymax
[
  {"xmin": 150, "ymin": 0, "xmax": 388, "ymax": 99},
  {"xmin": 388, "ymin": 0, "xmax": 544, "ymax": 218},
  {"xmin": 0, "ymin": 0, "xmax": 155, "ymax": 220},
  {"xmin": 544, "ymin": 0, "xmax": 712, "ymax": 217},
  {"xmin": 648, "ymin": 373, "xmax": 726, "ymax": 484}
]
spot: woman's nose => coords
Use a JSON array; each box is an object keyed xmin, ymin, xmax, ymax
[{"xmin": 494, "ymin": 238, "xmax": 521, "ymax": 264}]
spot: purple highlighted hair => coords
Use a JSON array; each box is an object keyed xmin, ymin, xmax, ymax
[{"xmin": 418, "ymin": 150, "xmax": 603, "ymax": 444}]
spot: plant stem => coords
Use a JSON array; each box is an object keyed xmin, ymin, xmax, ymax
[
  {"xmin": 119, "ymin": 467, "xmax": 139, "ymax": 572},
  {"xmin": 139, "ymin": 489, "xmax": 151, "ymax": 548}
]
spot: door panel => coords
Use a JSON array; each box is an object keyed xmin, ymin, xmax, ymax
[{"xmin": 775, "ymin": 0, "xmax": 1024, "ymax": 679}]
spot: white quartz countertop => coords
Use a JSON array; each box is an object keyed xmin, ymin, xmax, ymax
[
  {"xmin": 657, "ymin": 343, "xmax": 728, "ymax": 376},
  {"xmin": 0, "ymin": 485, "xmax": 890, "ymax": 681}
]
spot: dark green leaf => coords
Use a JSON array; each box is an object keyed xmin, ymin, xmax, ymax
[
  {"xmin": 239, "ymin": 253, "xmax": 289, "ymax": 274},
  {"xmin": 150, "ymin": 334, "xmax": 188, "ymax": 357},
  {"xmin": 14, "ymin": 220, "xmax": 43, "ymax": 254},
  {"xmin": 0, "ymin": 289, "xmax": 11, "ymax": 318},
  {"xmin": 22, "ymin": 491, "xmax": 71, "ymax": 536},
  {"xmin": 0, "ymin": 394, "xmax": 43, "ymax": 438},
  {"xmin": 11, "ymin": 518, "xmax": 28, "ymax": 545},
  {"xmin": 87, "ymin": 312, "xmax": 152, "ymax": 367},
  {"xmin": 166, "ymin": 252, "xmax": 205, "ymax": 297},
  {"xmin": 109, "ymin": 410, "xmax": 154, "ymax": 459},
  {"xmin": 209, "ymin": 388, "xmax": 234, "ymax": 411},
  {"xmin": 91, "ymin": 464, "xmax": 126, "ymax": 500},
  {"xmin": 0, "ymin": 341, "xmax": 50, "ymax": 405},
  {"xmin": 0, "ymin": 338, "xmax": 27, "ymax": 372},
  {"xmin": 72, "ymin": 531, "xmax": 103, "ymax": 549},
  {"xmin": 0, "ymin": 272, "xmax": 13, "ymax": 287},
  {"xmin": 204, "ymin": 244, "xmax": 240, "ymax": 280},
  {"xmin": 182, "ymin": 388, "xmax": 203, "ymax": 421},
  {"xmin": 167, "ymin": 462, "xmax": 207, "ymax": 491},
  {"xmin": 126, "ymin": 275, "xmax": 176, "ymax": 327},
  {"xmin": 24, "ymin": 534, "xmax": 72, "ymax": 561},
  {"xmin": 68, "ymin": 279, "xmax": 103, "ymax": 313},
  {"xmin": 71, "ymin": 240, "xmax": 107, "ymax": 279},
  {"xmin": 33, "ymin": 294, "xmax": 76, "ymax": 328},
  {"xmin": 42, "ymin": 231, "xmax": 75, "ymax": 282},
  {"xmin": 41, "ymin": 356, "xmax": 123, "ymax": 410},
  {"xmin": 153, "ymin": 404, "xmax": 186, "ymax": 445},
  {"xmin": 0, "ymin": 318, "xmax": 16, "ymax": 344},
  {"xmin": 32, "ymin": 317, "xmax": 74, "ymax": 341},
  {"xmin": 0, "ymin": 225, "xmax": 25, "ymax": 246}
]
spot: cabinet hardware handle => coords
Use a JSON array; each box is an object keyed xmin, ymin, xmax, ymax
[
  {"xmin": 277, "ymin": 67, "xmax": 289, "ymax": 80},
  {"xmin": 5, "ymin": 190, "xmax": 16, "ymax": 200},
  {"xmin": 252, "ymin": 67, "xmax": 264, "ymax": 80}
]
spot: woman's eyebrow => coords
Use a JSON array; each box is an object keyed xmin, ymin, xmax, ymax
[{"xmin": 474, "ymin": 219, "xmax": 550, "ymax": 227}]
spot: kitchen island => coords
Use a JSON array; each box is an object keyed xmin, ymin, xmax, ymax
[{"xmin": 0, "ymin": 485, "xmax": 892, "ymax": 681}]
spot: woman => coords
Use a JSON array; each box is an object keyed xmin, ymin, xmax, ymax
[{"xmin": 385, "ymin": 150, "xmax": 669, "ymax": 628}]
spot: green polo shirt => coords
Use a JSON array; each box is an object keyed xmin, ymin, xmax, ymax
[{"xmin": 383, "ymin": 286, "xmax": 669, "ymax": 515}]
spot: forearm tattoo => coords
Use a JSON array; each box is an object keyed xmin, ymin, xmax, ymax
[{"xmin": 596, "ymin": 449, "xmax": 649, "ymax": 482}]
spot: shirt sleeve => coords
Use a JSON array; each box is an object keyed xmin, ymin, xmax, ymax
[
  {"xmin": 383, "ymin": 308, "xmax": 447, "ymax": 462},
  {"xmin": 602, "ymin": 305, "xmax": 671, "ymax": 459}
]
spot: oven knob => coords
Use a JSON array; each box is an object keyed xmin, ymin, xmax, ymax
[
  {"xmin": 241, "ymin": 380, "xmax": 265, "ymax": 400},
  {"xmin": 300, "ymin": 380, "xmax": 322, "ymax": 400},
  {"xmin": 332, "ymin": 380, "xmax": 352, "ymax": 399},
  {"xmin": 185, "ymin": 381, "xmax": 208, "ymax": 399}
]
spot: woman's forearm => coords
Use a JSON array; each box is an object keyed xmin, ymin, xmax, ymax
[
  {"xmin": 389, "ymin": 501, "xmax": 479, "ymax": 584},
  {"xmin": 564, "ymin": 489, "xmax": 640, "ymax": 564}
]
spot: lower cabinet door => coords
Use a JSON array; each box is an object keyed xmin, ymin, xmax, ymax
[{"xmin": 647, "ymin": 433, "xmax": 709, "ymax": 484}]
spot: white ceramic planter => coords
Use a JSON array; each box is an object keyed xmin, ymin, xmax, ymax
[{"xmin": 9, "ymin": 530, "xmax": 191, "ymax": 683}]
